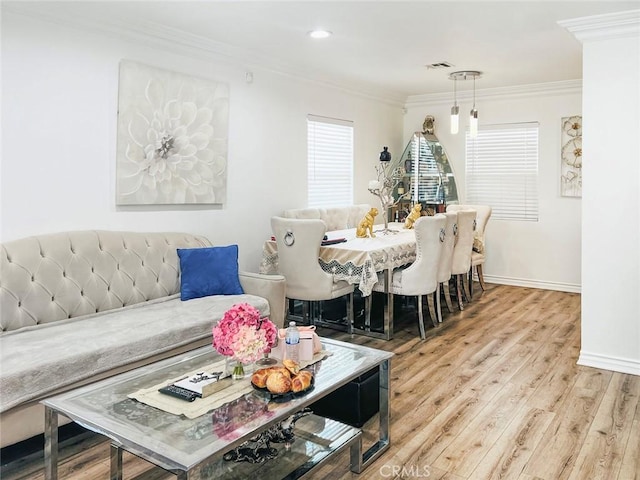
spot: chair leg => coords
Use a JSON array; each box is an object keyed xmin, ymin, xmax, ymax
[
  {"xmin": 416, "ymin": 295, "xmax": 426, "ymax": 340},
  {"xmin": 302, "ymin": 301, "xmax": 312, "ymax": 325},
  {"xmin": 443, "ymin": 281, "xmax": 454, "ymax": 313},
  {"xmin": 435, "ymin": 284, "xmax": 443, "ymax": 323},
  {"xmin": 347, "ymin": 292, "xmax": 354, "ymax": 335},
  {"xmin": 456, "ymin": 275, "xmax": 464, "ymax": 311},
  {"xmin": 364, "ymin": 295, "xmax": 372, "ymax": 331},
  {"xmin": 426, "ymin": 292, "xmax": 438, "ymax": 328},
  {"xmin": 462, "ymin": 272, "xmax": 472, "ymax": 303},
  {"xmin": 477, "ymin": 264, "xmax": 486, "ymax": 291},
  {"xmin": 468, "ymin": 266, "xmax": 474, "ymax": 299}
]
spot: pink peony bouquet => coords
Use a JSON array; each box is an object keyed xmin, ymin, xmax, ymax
[{"xmin": 212, "ymin": 303, "xmax": 277, "ymax": 365}]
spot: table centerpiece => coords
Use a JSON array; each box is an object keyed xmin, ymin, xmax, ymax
[{"xmin": 212, "ymin": 303, "xmax": 277, "ymax": 379}]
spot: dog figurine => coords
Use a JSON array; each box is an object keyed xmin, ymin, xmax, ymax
[
  {"xmin": 404, "ymin": 204, "xmax": 422, "ymax": 229},
  {"xmin": 356, "ymin": 207, "xmax": 378, "ymax": 238}
]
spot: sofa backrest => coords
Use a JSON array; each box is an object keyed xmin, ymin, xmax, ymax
[
  {"xmin": 0, "ymin": 231, "xmax": 210, "ymax": 332},
  {"xmin": 282, "ymin": 204, "xmax": 371, "ymax": 231}
]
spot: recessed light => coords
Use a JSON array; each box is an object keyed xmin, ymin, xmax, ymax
[{"xmin": 308, "ymin": 29, "xmax": 332, "ymax": 39}]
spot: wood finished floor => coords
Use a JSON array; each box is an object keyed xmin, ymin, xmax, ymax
[{"xmin": 2, "ymin": 284, "xmax": 639, "ymax": 480}]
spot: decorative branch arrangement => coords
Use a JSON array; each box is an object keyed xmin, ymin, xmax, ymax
[{"xmin": 368, "ymin": 162, "xmax": 411, "ymax": 233}]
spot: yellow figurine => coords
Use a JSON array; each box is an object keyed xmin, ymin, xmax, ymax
[
  {"xmin": 356, "ymin": 207, "xmax": 378, "ymax": 238},
  {"xmin": 404, "ymin": 204, "xmax": 422, "ymax": 229}
]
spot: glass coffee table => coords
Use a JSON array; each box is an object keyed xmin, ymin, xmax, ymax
[{"xmin": 42, "ymin": 338, "xmax": 392, "ymax": 479}]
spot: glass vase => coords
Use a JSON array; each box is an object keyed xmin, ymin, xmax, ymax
[
  {"xmin": 226, "ymin": 357, "xmax": 253, "ymax": 380},
  {"xmin": 232, "ymin": 361, "xmax": 245, "ymax": 380}
]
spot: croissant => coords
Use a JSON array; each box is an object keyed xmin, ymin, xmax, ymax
[
  {"xmin": 251, "ymin": 368, "xmax": 272, "ymax": 388},
  {"xmin": 266, "ymin": 371, "xmax": 292, "ymax": 394},
  {"xmin": 283, "ymin": 359, "xmax": 300, "ymax": 375},
  {"xmin": 291, "ymin": 371, "xmax": 313, "ymax": 393}
]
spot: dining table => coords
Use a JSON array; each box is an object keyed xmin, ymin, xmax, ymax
[{"xmin": 260, "ymin": 222, "xmax": 417, "ymax": 340}]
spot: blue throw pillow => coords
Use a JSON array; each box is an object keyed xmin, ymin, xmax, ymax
[{"xmin": 177, "ymin": 245, "xmax": 244, "ymax": 301}]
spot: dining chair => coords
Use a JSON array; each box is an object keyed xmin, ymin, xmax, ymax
[
  {"xmin": 449, "ymin": 209, "xmax": 477, "ymax": 310},
  {"xmin": 447, "ymin": 204, "xmax": 492, "ymax": 296},
  {"xmin": 435, "ymin": 211, "xmax": 458, "ymax": 323},
  {"xmin": 368, "ymin": 215, "xmax": 446, "ymax": 339},
  {"xmin": 270, "ymin": 216, "xmax": 355, "ymax": 330}
]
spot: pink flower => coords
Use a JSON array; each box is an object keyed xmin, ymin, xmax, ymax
[{"xmin": 212, "ymin": 303, "xmax": 277, "ymax": 364}]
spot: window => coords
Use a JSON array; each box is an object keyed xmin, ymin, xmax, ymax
[
  {"xmin": 307, "ymin": 115, "xmax": 353, "ymax": 207},
  {"xmin": 465, "ymin": 122, "xmax": 539, "ymax": 221}
]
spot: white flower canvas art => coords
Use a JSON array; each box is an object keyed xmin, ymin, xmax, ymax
[{"xmin": 116, "ymin": 60, "xmax": 229, "ymax": 205}]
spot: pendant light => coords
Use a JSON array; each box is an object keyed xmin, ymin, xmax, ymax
[
  {"xmin": 450, "ymin": 75, "xmax": 459, "ymax": 134},
  {"xmin": 470, "ymin": 74, "xmax": 479, "ymax": 138},
  {"xmin": 448, "ymin": 70, "xmax": 482, "ymax": 137}
]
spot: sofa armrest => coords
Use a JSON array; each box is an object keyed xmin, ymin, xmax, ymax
[{"xmin": 239, "ymin": 271, "xmax": 287, "ymax": 328}]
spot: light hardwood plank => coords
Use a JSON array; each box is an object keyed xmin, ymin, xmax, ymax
[
  {"xmin": 619, "ymin": 416, "xmax": 640, "ymax": 480},
  {"xmin": 567, "ymin": 373, "xmax": 640, "ymax": 480},
  {"xmin": 523, "ymin": 369, "xmax": 612, "ymax": 480},
  {"xmin": 468, "ymin": 407, "xmax": 555, "ymax": 479}
]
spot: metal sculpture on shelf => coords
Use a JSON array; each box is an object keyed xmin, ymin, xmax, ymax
[{"xmin": 223, "ymin": 408, "xmax": 312, "ymax": 464}]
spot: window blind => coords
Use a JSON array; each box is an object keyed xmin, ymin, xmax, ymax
[
  {"xmin": 465, "ymin": 122, "xmax": 539, "ymax": 221},
  {"xmin": 307, "ymin": 115, "xmax": 354, "ymax": 208},
  {"xmin": 408, "ymin": 136, "xmax": 442, "ymax": 203}
]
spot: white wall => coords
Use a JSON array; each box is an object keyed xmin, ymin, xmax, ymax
[
  {"xmin": 0, "ymin": 12, "xmax": 404, "ymax": 270},
  {"xmin": 563, "ymin": 10, "xmax": 640, "ymax": 375},
  {"xmin": 404, "ymin": 83, "xmax": 583, "ymax": 292}
]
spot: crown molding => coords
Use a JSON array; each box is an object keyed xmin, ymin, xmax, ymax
[
  {"xmin": 2, "ymin": 4, "xmax": 407, "ymax": 108},
  {"xmin": 559, "ymin": 9, "xmax": 640, "ymax": 43},
  {"xmin": 404, "ymin": 79, "xmax": 583, "ymax": 108}
]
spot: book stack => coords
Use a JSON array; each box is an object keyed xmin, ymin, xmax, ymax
[{"xmin": 173, "ymin": 371, "xmax": 231, "ymax": 398}]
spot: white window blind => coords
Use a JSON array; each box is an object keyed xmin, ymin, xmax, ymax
[
  {"xmin": 466, "ymin": 122, "xmax": 539, "ymax": 221},
  {"xmin": 408, "ymin": 135, "xmax": 442, "ymax": 203},
  {"xmin": 307, "ymin": 115, "xmax": 353, "ymax": 207}
]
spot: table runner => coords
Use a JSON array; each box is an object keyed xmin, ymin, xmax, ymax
[{"xmin": 129, "ymin": 352, "xmax": 331, "ymax": 419}]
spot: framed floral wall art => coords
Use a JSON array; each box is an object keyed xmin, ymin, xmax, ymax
[
  {"xmin": 560, "ymin": 115, "xmax": 582, "ymax": 197},
  {"xmin": 116, "ymin": 60, "xmax": 229, "ymax": 205}
]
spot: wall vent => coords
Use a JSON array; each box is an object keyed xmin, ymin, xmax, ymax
[{"xmin": 425, "ymin": 62, "xmax": 454, "ymax": 69}]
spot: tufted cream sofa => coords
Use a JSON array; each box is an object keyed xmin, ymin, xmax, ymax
[
  {"xmin": 0, "ymin": 230, "xmax": 286, "ymax": 448},
  {"xmin": 282, "ymin": 204, "xmax": 372, "ymax": 231}
]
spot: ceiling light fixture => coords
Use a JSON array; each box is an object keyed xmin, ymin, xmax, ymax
[
  {"xmin": 450, "ymin": 75, "xmax": 459, "ymax": 134},
  {"xmin": 308, "ymin": 29, "xmax": 332, "ymax": 39},
  {"xmin": 448, "ymin": 70, "xmax": 482, "ymax": 137}
]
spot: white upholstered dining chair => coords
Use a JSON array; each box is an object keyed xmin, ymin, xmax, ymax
[
  {"xmin": 270, "ymin": 216, "xmax": 355, "ymax": 329},
  {"xmin": 449, "ymin": 209, "xmax": 477, "ymax": 310},
  {"xmin": 281, "ymin": 204, "xmax": 371, "ymax": 231},
  {"xmin": 435, "ymin": 211, "xmax": 458, "ymax": 323},
  {"xmin": 447, "ymin": 204, "xmax": 492, "ymax": 296},
  {"xmin": 368, "ymin": 215, "xmax": 446, "ymax": 339}
]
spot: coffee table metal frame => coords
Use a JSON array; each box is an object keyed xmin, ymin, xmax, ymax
[{"xmin": 42, "ymin": 338, "xmax": 392, "ymax": 479}]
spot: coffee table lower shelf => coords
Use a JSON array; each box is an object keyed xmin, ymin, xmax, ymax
[{"xmin": 109, "ymin": 414, "xmax": 361, "ymax": 480}]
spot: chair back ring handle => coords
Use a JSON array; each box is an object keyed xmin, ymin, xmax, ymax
[
  {"xmin": 439, "ymin": 228, "xmax": 445, "ymax": 243},
  {"xmin": 453, "ymin": 223, "xmax": 458, "ymax": 236},
  {"xmin": 473, "ymin": 219, "xmax": 477, "ymax": 231},
  {"xmin": 284, "ymin": 230, "xmax": 295, "ymax": 246}
]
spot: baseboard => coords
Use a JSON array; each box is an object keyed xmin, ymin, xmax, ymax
[
  {"xmin": 577, "ymin": 351, "xmax": 640, "ymax": 376},
  {"xmin": 481, "ymin": 274, "xmax": 581, "ymax": 293}
]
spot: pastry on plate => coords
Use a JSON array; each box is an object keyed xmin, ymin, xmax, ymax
[
  {"xmin": 266, "ymin": 370, "xmax": 292, "ymax": 394},
  {"xmin": 283, "ymin": 359, "xmax": 300, "ymax": 375},
  {"xmin": 251, "ymin": 368, "xmax": 272, "ymax": 388},
  {"xmin": 291, "ymin": 370, "xmax": 313, "ymax": 393}
]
